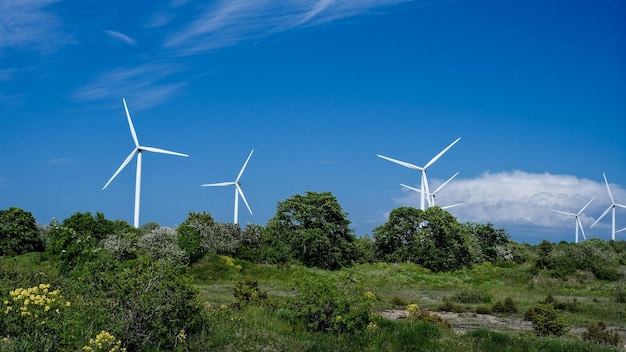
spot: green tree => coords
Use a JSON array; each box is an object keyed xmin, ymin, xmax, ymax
[
  {"xmin": 177, "ymin": 211, "xmax": 215, "ymax": 263},
  {"xmin": 465, "ymin": 222, "xmax": 510, "ymax": 262},
  {"xmin": 373, "ymin": 206, "xmax": 476, "ymax": 272},
  {"xmin": 0, "ymin": 207, "xmax": 43, "ymax": 256},
  {"xmin": 262, "ymin": 191, "xmax": 357, "ymax": 270},
  {"xmin": 62, "ymin": 211, "xmax": 133, "ymax": 242}
]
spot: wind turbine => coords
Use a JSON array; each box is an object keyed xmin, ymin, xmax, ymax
[
  {"xmin": 202, "ymin": 149, "xmax": 254, "ymax": 224},
  {"xmin": 103, "ymin": 98, "xmax": 189, "ymax": 228},
  {"xmin": 551, "ymin": 197, "xmax": 594, "ymax": 243},
  {"xmin": 400, "ymin": 171, "xmax": 464, "ymax": 209},
  {"xmin": 591, "ymin": 173, "xmax": 626, "ymax": 241},
  {"xmin": 378, "ymin": 137, "xmax": 461, "ymax": 210}
]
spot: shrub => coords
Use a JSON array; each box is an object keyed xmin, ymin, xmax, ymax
[
  {"xmin": 288, "ymin": 274, "xmax": 373, "ymax": 334},
  {"xmin": 0, "ymin": 207, "xmax": 43, "ymax": 256},
  {"xmin": 231, "ymin": 278, "xmax": 268, "ymax": 310},
  {"xmin": 491, "ymin": 297, "xmax": 518, "ymax": 314},
  {"xmin": 137, "ymin": 227, "xmax": 188, "ymax": 265},
  {"xmin": 582, "ymin": 321, "xmax": 623, "ymax": 347},
  {"xmin": 437, "ymin": 298, "xmax": 466, "ymax": 313},
  {"xmin": 526, "ymin": 303, "xmax": 568, "ymax": 337},
  {"xmin": 475, "ymin": 305, "xmax": 492, "ymax": 314},
  {"xmin": 615, "ymin": 286, "xmax": 626, "ymax": 303},
  {"xmin": 452, "ymin": 289, "xmax": 492, "ymax": 304},
  {"xmin": 406, "ymin": 304, "xmax": 452, "ymax": 330}
]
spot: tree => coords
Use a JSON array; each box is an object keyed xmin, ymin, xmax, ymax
[
  {"xmin": 0, "ymin": 207, "xmax": 43, "ymax": 256},
  {"xmin": 61, "ymin": 211, "xmax": 134, "ymax": 242},
  {"xmin": 373, "ymin": 206, "xmax": 476, "ymax": 272},
  {"xmin": 262, "ymin": 191, "xmax": 357, "ymax": 270},
  {"xmin": 464, "ymin": 222, "xmax": 510, "ymax": 262}
]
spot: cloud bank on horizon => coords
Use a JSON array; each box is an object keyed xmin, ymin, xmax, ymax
[{"xmin": 392, "ymin": 170, "xmax": 626, "ymax": 240}]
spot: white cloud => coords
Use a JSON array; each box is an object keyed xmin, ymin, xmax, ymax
[
  {"xmin": 71, "ymin": 63, "xmax": 188, "ymax": 110},
  {"xmin": 393, "ymin": 170, "xmax": 626, "ymax": 234},
  {"xmin": 163, "ymin": 0, "xmax": 422, "ymax": 55},
  {"xmin": 104, "ymin": 30, "xmax": 137, "ymax": 46},
  {"xmin": 0, "ymin": 0, "xmax": 68, "ymax": 52}
]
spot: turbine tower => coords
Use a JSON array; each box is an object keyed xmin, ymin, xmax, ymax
[
  {"xmin": 400, "ymin": 172, "xmax": 463, "ymax": 209},
  {"xmin": 591, "ymin": 173, "xmax": 626, "ymax": 241},
  {"xmin": 202, "ymin": 149, "xmax": 254, "ymax": 224},
  {"xmin": 551, "ymin": 197, "xmax": 594, "ymax": 243},
  {"xmin": 103, "ymin": 98, "xmax": 189, "ymax": 228},
  {"xmin": 378, "ymin": 137, "xmax": 461, "ymax": 210}
]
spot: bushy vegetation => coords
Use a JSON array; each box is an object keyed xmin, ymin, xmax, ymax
[{"xmin": 1, "ymin": 197, "xmax": 625, "ymax": 351}]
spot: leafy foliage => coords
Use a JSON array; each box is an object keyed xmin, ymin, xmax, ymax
[
  {"xmin": 0, "ymin": 207, "xmax": 43, "ymax": 256},
  {"xmin": 525, "ymin": 303, "xmax": 568, "ymax": 337},
  {"xmin": 261, "ymin": 191, "xmax": 358, "ymax": 270},
  {"xmin": 582, "ymin": 321, "xmax": 623, "ymax": 347}
]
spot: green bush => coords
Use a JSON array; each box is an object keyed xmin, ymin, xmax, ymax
[
  {"xmin": 526, "ymin": 303, "xmax": 568, "ymax": 337},
  {"xmin": 406, "ymin": 304, "xmax": 452, "ymax": 330},
  {"xmin": 452, "ymin": 288, "xmax": 492, "ymax": 304},
  {"xmin": 288, "ymin": 274, "xmax": 374, "ymax": 334},
  {"xmin": 475, "ymin": 305, "xmax": 492, "ymax": 314},
  {"xmin": 231, "ymin": 278, "xmax": 268, "ymax": 310},
  {"xmin": 0, "ymin": 207, "xmax": 44, "ymax": 256},
  {"xmin": 437, "ymin": 298, "xmax": 466, "ymax": 313},
  {"xmin": 582, "ymin": 321, "xmax": 623, "ymax": 347},
  {"xmin": 492, "ymin": 297, "xmax": 518, "ymax": 314}
]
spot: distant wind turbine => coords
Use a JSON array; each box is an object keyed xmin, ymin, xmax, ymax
[
  {"xmin": 378, "ymin": 137, "xmax": 461, "ymax": 210},
  {"xmin": 591, "ymin": 173, "xmax": 626, "ymax": 241},
  {"xmin": 202, "ymin": 149, "xmax": 254, "ymax": 224},
  {"xmin": 103, "ymin": 98, "xmax": 189, "ymax": 228},
  {"xmin": 551, "ymin": 197, "xmax": 594, "ymax": 243},
  {"xmin": 400, "ymin": 171, "xmax": 463, "ymax": 209}
]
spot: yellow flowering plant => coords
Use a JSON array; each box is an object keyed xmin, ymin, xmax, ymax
[{"xmin": 82, "ymin": 330, "xmax": 126, "ymax": 352}]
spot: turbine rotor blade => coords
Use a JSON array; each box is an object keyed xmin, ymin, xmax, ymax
[
  {"xmin": 442, "ymin": 203, "xmax": 464, "ymax": 210},
  {"xmin": 377, "ymin": 154, "xmax": 421, "ymax": 170},
  {"xmin": 577, "ymin": 217, "xmax": 587, "ymax": 240},
  {"xmin": 201, "ymin": 182, "xmax": 236, "ymax": 187},
  {"xmin": 616, "ymin": 227, "xmax": 626, "ymax": 234},
  {"xmin": 615, "ymin": 203, "xmax": 626, "ymax": 209},
  {"xmin": 432, "ymin": 171, "xmax": 460, "ymax": 195},
  {"xmin": 423, "ymin": 137, "xmax": 461, "ymax": 169},
  {"xmin": 400, "ymin": 183, "xmax": 422, "ymax": 193},
  {"xmin": 578, "ymin": 197, "xmax": 595, "ymax": 215},
  {"xmin": 551, "ymin": 209, "xmax": 576, "ymax": 216},
  {"xmin": 603, "ymin": 173, "xmax": 615, "ymax": 204},
  {"xmin": 140, "ymin": 146, "xmax": 189, "ymax": 157},
  {"xmin": 590, "ymin": 205, "xmax": 613, "ymax": 228},
  {"xmin": 103, "ymin": 148, "xmax": 138, "ymax": 190},
  {"xmin": 236, "ymin": 149, "xmax": 254, "ymax": 182},
  {"xmin": 123, "ymin": 98, "xmax": 140, "ymax": 148},
  {"xmin": 236, "ymin": 184, "xmax": 253, "ymax": 215}
]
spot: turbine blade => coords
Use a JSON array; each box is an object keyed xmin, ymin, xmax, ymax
[
  {"xmin": 577, "ymin": 217, "xmax": 587, "ymax": 240},
  {"xmin": 442, "ymin": 203, "xmax": 464, "ymax": 210},
  {"xmin": 603, "ymin": 173, "xmax": 615, "ymax": 204},
  {"xmin": 615, "ymin": 203, "xmax": 626, "ymax": 209},
  {"xmin": 377, "ymin": 154, "xmax": 421, "ymax": 170},
  {"xmin": 400, "ymin": 183, "xmax": 422, "ymax": 193},
  {"xmin": 432, "ymin": 171, "xmax": 460, "ymax": 195},
  {"xmin": 423, "ymin": 137, "xmax": 461, "ymax": 169},
  {"xmin": 616, "ymin": 227, "xmax": 626, "ymax": 234},
  {"xmin": 552, "ymin": 209, "xmax": 575, "ymax": 216},
  {"xmin": 236, "ymin": 149, "xmax": 254, "ymax": 182},
  {"xmin": 201, "ymin": 182, "xmax": 235, "ymax": 187},
  {"xmin": 590, "ymin": 205, "xmax": 613, "ymax": 228},
  {"xmin": 140, "ymin": 146, "xmax": 189, "ymax": 157},
  {"xmin": 103, "ymin": 149, "xmax": 137, "ymax": 190},
  {"xmin": 578, "ymin": 197, "xmax": 595, "ymax": 215},
  {"xmin": 236, "ymin": 184, "xmax": 253, "ymax": 215},
  {"xmin": 123, "ymin": 98, "xmax": 140, "ymax": 148}
]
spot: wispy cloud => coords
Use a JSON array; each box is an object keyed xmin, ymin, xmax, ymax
[
  {"xmin": 0, "ymin": 69, "xmax": 16, "ymax": 81},
  {"xmin": 394, "ymin": 171, "xmax": 626, "ymax": 235},
  {"xmin": 163, "ymin": 0, "xmax": 419, "ymax": 55},
  {"xmin": 0, "ymin": 0, "xmax": 68, "ymax": 53},
  {"xmin": 71, "ymin": 63, "xmax": 188, "ymax": 110},
  {"xmin": 104, "ymin": 30, "xmax": 137, "ymax": 46}
]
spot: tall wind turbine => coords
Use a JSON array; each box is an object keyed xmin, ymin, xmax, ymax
[
  {"xmin": 103, "ymin": 98, "xmax": 189, "ymax": 228},
  {"xmin": 551, "ymin": 197, "xmax": 594, "ymax": 243},
  {"xmin": 202, "ymin": 149, "xmax": 254, "ymax": 224},
  {"xmin": 378, "ymin": 137, "xmax": 461, "ymax": 210},
  {"xmin": 400, "ymin": 172, "xmax": 463, "ymax": 209},
  {"xmin": 591, "ymin": 173, "xmax": 626, "ymax": 241}
]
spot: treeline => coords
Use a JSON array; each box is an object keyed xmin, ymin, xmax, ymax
[{"xmin": 1, "ymin": 191, "xmax": 625, "ymax": 277}]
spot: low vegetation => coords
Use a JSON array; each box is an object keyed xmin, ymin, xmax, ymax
[{"xmin": 0, "ymin": 192, "xmax": 625, "ymax": 351}]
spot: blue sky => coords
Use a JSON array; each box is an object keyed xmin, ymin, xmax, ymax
[{"xmin": 1, "ymin": 0, "xmax": 625, "ymax": 244}]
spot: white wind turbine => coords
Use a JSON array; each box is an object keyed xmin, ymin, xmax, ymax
[
  {"xmin": 551, "ymin": 197, "xmax": 594, "ymax": 243},
  {"xmin": 103, "ymin": 98, "xmax": 189, "ymax": 228},
  {"xmin": 202, "ymin": 149, "xmax": 254, "ymax": 224},
  {"xmin": 591, "ymin": 173, "xmax": 626, "ymax": 241},
  {"xmin": 378, "ymin": 137, "xmax": 461, "ymax": 210},
  {"xmin": 400, "ymin": 172, "xmax": 464, "ymax": 209}
]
